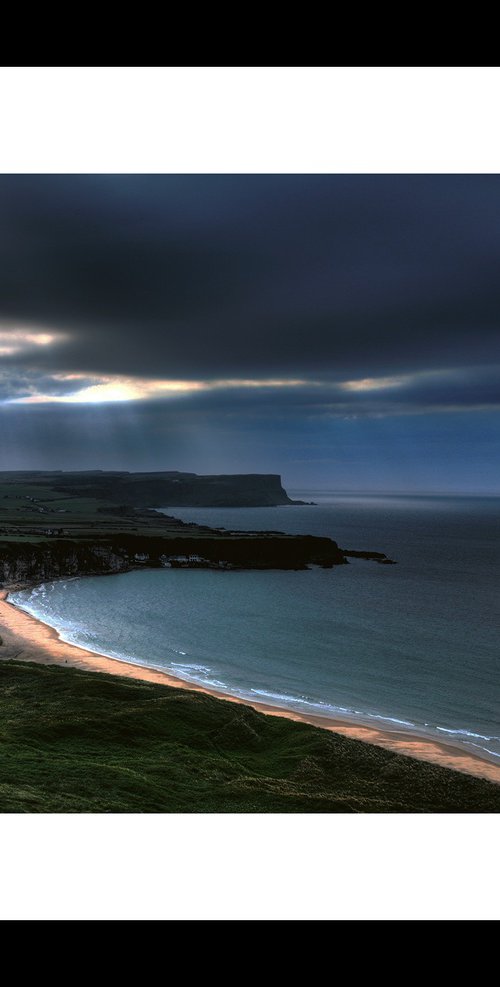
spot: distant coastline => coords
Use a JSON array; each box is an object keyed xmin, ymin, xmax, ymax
[
  {"xmin": 0, "ymin": 471, "xmax": 395, "ymax": 587},
  {"xmin": 0, "ymin": 469, "xmax": 306, "ymax": 508}
]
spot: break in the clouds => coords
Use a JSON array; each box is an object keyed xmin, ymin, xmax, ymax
[
  {"xmin": 0, "ymin": 175, "xmax": 499, "ymax": 490},
  {"xmin": 3, "ymin": 365, "xmax": 500, "ymax": 416}
]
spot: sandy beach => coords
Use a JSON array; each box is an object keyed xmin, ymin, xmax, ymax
[{"xmin": 1, "ymin": 587, "xmax": 499, "ymax": 786}]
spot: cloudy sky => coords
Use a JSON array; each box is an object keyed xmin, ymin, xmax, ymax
[{"xmin": 0, "ymin": 174, "xmax": 499, "ymax": 492}]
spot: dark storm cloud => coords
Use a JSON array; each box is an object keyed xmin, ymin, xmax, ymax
[
  {"xmin": 1, "ymin": 174, "xmax": 500, "ymax": 381},
  {"xmin": 1, "ymin": 175, "xmax": 500, "ymax": 489}
]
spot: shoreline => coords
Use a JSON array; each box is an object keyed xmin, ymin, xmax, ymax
[{"xmin": 1, "ymin": 587, "xmax": 499, "ymax": 786}]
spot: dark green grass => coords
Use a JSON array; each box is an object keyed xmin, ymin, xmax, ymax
[{"xmin": 0, "ymin": 660, "xmax": 499, "ymax": 813}]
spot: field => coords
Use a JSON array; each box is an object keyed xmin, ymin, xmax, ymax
[{"xmin": 0, "ymin": 478, "xmax": 201, "ymax": 542}]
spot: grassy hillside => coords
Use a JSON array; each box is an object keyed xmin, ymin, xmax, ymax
[{"xmin": 0, "ymin": 660, "xmax": 498, "ymax": 813}]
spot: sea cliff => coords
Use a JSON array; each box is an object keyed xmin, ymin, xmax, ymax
[
  {"xmin": 0, "ymin": 470, "xmax": 304, "ymax": 508},
  {"xmin": 0, "ymin": 532, "xmax": 348, "ymax": 586}
]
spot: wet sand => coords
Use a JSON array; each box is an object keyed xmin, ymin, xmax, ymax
[{"xmin": 1, "ymin": 588, "xmax": 499, "ymax": 785}]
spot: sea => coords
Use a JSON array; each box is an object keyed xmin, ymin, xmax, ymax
[{"xmin": 10, "ymin": 492, "xmax": 500, "ymax": 763}]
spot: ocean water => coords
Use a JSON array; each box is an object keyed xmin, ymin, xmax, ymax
[{"xmin": 10, "ymin": 492, "xmax": 500, "ymax": 762}]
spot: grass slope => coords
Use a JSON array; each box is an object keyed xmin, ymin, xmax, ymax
[{"xmin": 0, "ymin": 660, "xmax": 499, "ymax": 813}]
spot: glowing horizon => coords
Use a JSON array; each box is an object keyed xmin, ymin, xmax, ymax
[{"xmin": 7, "ymin": 374, "xmax": 313, "ymax": 404}]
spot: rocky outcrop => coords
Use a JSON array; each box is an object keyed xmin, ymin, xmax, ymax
[
  {"xmin": 341, "ymin": 549, "xmax": 397, "ymax": 564},
  {"xmin": 0, "ymin": 542, "xmax": 131, "ymax": 586}
]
